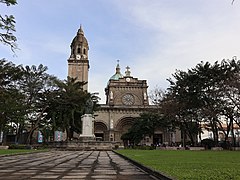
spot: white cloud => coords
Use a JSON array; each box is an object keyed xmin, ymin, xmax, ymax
[
  {"xmin": 2, "ymin": 0, "xmax": 240, "ymax": 103},
  {"xmin": 106, "ymin": 0, "xmax": 240, "ymax": 93}
]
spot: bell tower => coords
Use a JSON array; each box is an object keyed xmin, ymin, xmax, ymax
[{"xmin": 68, "ymin": 26, "xmax": 89, "ymax": 91}]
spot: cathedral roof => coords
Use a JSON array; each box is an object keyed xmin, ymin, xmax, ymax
[{"xmin": 109, "ymin": 62, "xmax": 124, "ymax": 80}]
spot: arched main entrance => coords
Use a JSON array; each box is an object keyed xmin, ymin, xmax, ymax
[
  {"xmin": 115, "ymin": 117, "xmax": 135, "ymax": 143},
  {"xmin": 94, "ymin": 121, "xmax": 108, "ymax": 141}
]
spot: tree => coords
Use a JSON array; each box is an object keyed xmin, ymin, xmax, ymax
[
  {"xmin": 166, "ymin": 59, "xmax": 240, "ymax": 147},
  {"xmin": 122, "ymin": 112, "xmax": 171, "ymax": 146},
  {"xmin": 0, "ymin": 59, "xmax": 24, "ymax": 144},
  {"xmin": 215, "ymin": 60, "xmax": 240, "ymax": 147},
  {"xmin": 19, "ymin": 64, "xmax": 57, "ymax": 144},
  {"xmin": 167, "ymin": 68, "xmax": 204, "ymax": 146},
  {"xmin": 0, "ymin": 0, "xmax": 17, "ymax": 51},
  {"xmin": 121, "ymin": 119, "xmax": 143, "ymax": 146},
  {"xmin": 192, "ymin": 59, "xmax": 240, "ymax": 147},
  {"xmin": 46, "ymin": 77, "xmax": 99, "ymax": 141}
]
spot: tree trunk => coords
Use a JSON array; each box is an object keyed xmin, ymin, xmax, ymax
[
  {"xmin": 0, "ymin": 126, "xmax": 3, "ymax": 145},
  {"xmin": 211, "ymin": 118, "xmax": 219, "ymax": 146},
  {"xmin": 231, "ymin": 121, "xmax": 236, "ymax": 147},
  {"xmin": 26, "ymin": 106, "xmax": 48, "ymax": 145},
  {"xmin": 15, "ymin": 123, "xmax": 24, "ymax": 144}
]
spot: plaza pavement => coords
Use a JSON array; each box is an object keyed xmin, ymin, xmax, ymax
[{"xmin": 0, "ymin": 150, "xmax": 160, "ymax": 180}]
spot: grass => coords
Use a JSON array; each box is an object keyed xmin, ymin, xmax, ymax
[
  {"xmin": 116, "ymin": 149, "xmax": 240, "ymax": 180},
  {"xmin": 0, "ymin": 149, "xmax": 47, "ymax": 155}
]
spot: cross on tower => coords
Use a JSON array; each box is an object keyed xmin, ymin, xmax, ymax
[{"xmin": 125, "ymin": 66, "xmax": 131, "ymax": 76}]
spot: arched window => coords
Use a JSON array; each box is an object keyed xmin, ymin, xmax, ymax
[
  {"xmin": 77, "ymin": 47, "xmax": 81, "ymax": 54},
  {"xmin": 83, "ymin": 48, "xmax": 86, "ymax": 55},
  {"xmin": 72, "ymin": 49, "xmax": 75, "ymax": 55}
]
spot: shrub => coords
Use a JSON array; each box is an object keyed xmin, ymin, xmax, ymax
[
  {"xmin": 8, "ymin": 144, "xmax": 32, "ymax": 149},
  {"xmin": 201, "ymin": 139, "xmax": 214, "ymax": 149}
]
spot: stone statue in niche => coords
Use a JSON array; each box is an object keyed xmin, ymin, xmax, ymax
[
  {"xmin": 110, "ymin": 91, "xmax": 113, "ymax": 100},
  {"xmin": 144, "ymin": 92, "xmax": 147, "ymax": 100}
]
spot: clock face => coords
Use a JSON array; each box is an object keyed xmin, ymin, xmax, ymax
[
  {"xmin": 122, "ymin": 94, "xmax": 134, "ymax": 105},
  {"xmin": 126, "ymin": 77, "xmax": 130, "ymax": 82},
  {"xmin": 76, "ymin": 55, "xmax": 81, "ymax": 60}
]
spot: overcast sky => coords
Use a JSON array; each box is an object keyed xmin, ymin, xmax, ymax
[{"xmin": 1, "ymin": 0, "xmax": 240, "ymax": 103}]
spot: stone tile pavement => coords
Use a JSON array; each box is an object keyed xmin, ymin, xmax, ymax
[{"xmin": 0, "ymin": 151, "xmax": 159, "ymax": 180}]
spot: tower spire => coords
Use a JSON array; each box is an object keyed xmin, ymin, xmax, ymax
[
  {"xmin": 116, "ymin": 60, "xmax": 121, "ymax": 74},
  {"xmin": 109, "ymin": 60, "xmax": 123, "ymax": 80},
  {"xmin": 78, "ymin": 24, "xmax": 84, "ymax": 35}
]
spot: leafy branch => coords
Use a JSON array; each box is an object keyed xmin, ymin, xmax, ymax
[
  {"xmin": 0, "ymin": 0, "xmax": 17, "ymax": 52},
  {"xmin": 0, "ymin": 15, "xmax": 17, "ymax": 51}
]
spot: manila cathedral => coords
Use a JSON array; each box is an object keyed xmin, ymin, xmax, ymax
[{"xmin": 68, "ymin": 27, "xmax": 181, "ymax": 146}]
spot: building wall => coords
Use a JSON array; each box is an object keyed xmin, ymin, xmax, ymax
[{"xmin": 94, "ymin": 107, "xmax": 143, "ymax": 143}]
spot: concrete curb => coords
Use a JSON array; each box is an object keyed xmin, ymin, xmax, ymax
[{"xmin": 113, "ymin": 150, "xmax": 175, "ymax": 180}]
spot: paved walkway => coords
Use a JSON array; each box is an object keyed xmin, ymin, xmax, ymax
[{"xmin": 0, "ymin": 151, "xmax": 159, "ymax": 180}]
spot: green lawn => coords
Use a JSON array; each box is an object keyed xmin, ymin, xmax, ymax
[
  {"xmin": 116, "ymin": 149, "xmax": 240, "ymax": 180},
  {"xmin": 0, "ymin": 149, "xmax": 47, "ymax": 155}
]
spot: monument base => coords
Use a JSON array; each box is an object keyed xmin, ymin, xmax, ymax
[
  {"xmin": 79, "ymin": 135, "xmax": 95, "ymax": 142},
  {"xmin": 48, "ymin": 141, "xmax": 115, "ymax": 151},
  {"xmin": 80, "ymin": 114, "xmax": 95, "ymax": 140}
]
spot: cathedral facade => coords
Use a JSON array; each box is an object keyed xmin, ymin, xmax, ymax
[{"xmin": 68, "ymin": 27, "xmax": 180, "ymax": 146}]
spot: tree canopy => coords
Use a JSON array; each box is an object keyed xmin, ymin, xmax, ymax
[
  {"xmin": 121, "ymin": 111, "xmax": 172, "ymax": 145},
  {"xmin": 162, "ymin": 59, "xmax": 240, "ymax": 147},
  {"xmin": 0, "ymin": 59, "xmax": 99, "ymax": 144}
]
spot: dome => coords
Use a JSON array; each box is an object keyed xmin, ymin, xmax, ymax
[
  {"xmin": 71, "ymin": 35, "xmax": 88, "ymax": 46},
  {"xmin": 110, "ymin": 73, "xmax": 124, "ymax": 80},
  {"xmin": 109, "ymin": 62, "xmax": 123, "ymax": 81},
  {"xmin": 70, "ymin": 26, "xmax": 89, "ymax": 49}
]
